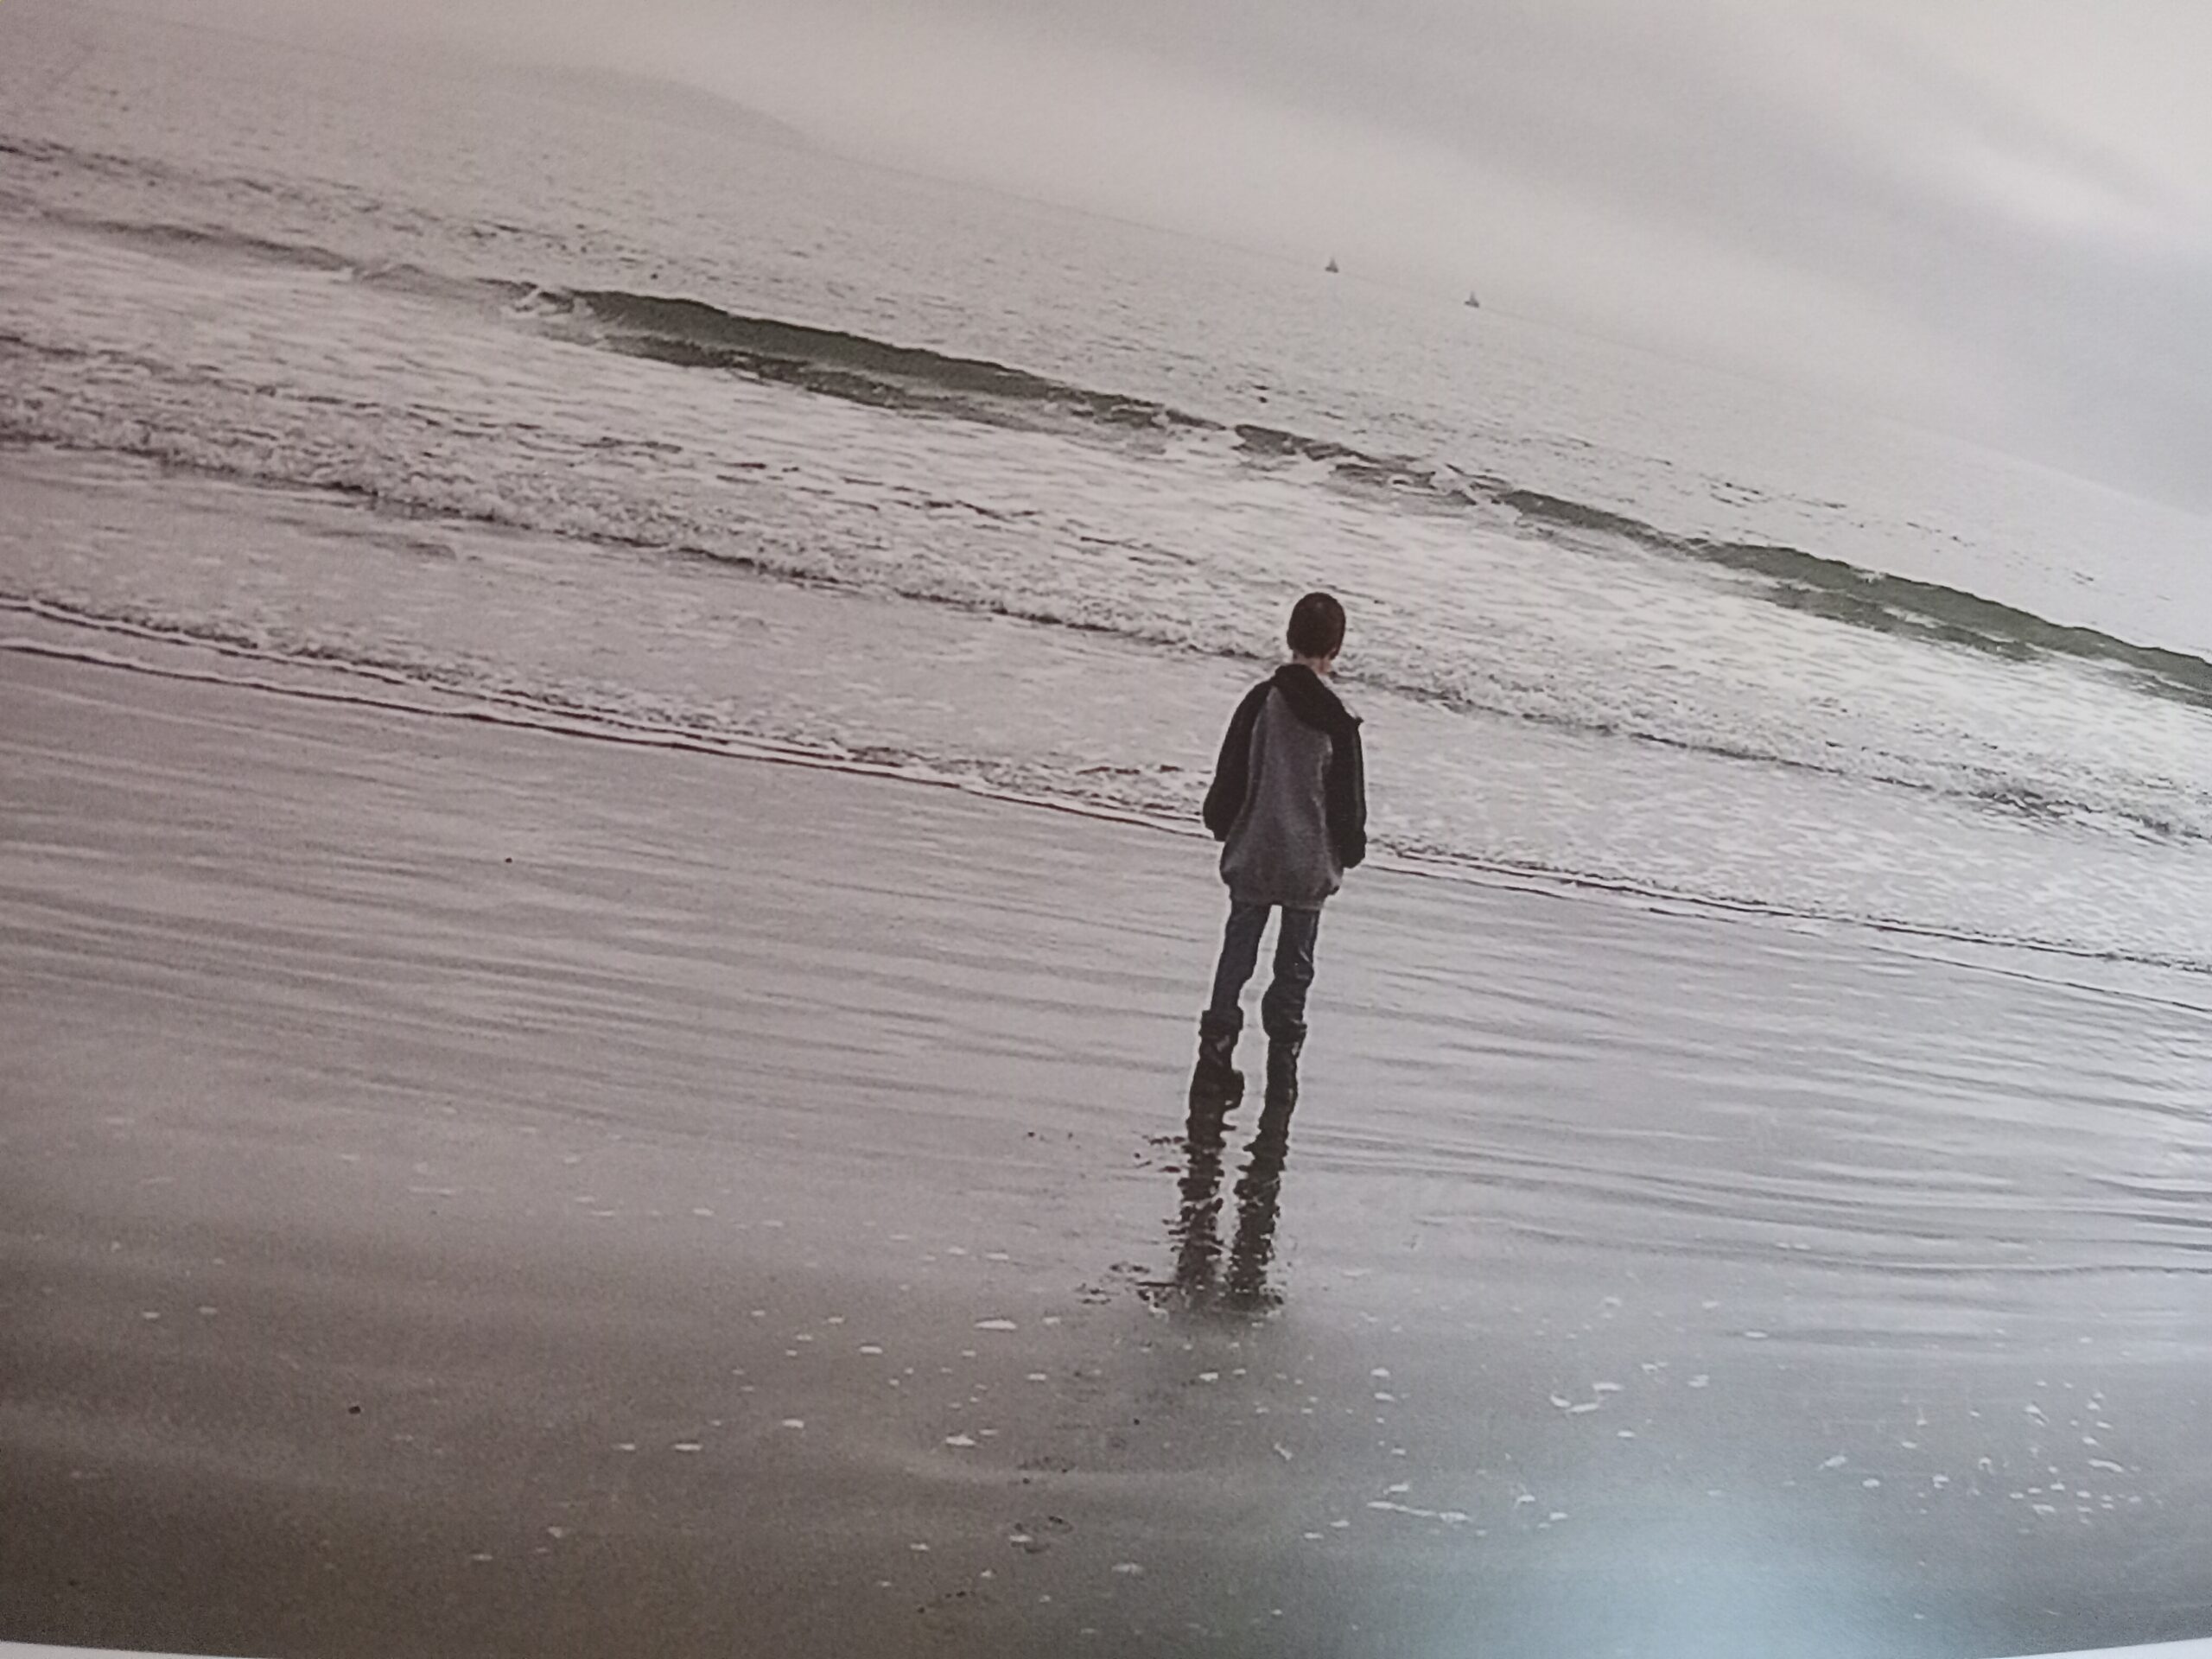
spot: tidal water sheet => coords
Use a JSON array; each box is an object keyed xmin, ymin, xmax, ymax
[
  {"xmin": 8, "ymin": 2, "xmax": 2212, "ymax": 972},
  {"xmin": 2, "ymin": 3, "xmax": 2210, "ymax": 1656}
]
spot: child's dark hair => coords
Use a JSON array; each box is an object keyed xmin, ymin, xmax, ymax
[{"xmin": 1287, "ymin": 591, "xmax": 1346, "ymax": 659}]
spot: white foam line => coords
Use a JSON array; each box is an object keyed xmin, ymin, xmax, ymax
[{"xmin": 3, "ymin": 1637, "xmax": 2209, "ymax": 1659}]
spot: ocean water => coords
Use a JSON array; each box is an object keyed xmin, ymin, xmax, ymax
[
  {"xmin": 9, "ymin": 10, "xmax": 2212, "ymax": 1651},
  {"xmin": 4, "ymin": 0, "xmax": 2212, "ymax": 980}
]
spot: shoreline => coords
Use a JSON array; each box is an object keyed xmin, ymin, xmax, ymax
[
  {"xmin": 10, "ymin": 603, "xmax": 2208, "ymax": 1010},
  {"xmin": 5, "ymin": 645, "xmax": 2210, "ymax": 1657}
]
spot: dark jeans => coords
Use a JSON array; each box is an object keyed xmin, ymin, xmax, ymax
[{"xmin": 1206, "ymin": 900, "xmax": 1321, "ymax": 1039}]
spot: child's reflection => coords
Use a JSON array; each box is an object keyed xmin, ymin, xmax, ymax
[{"xmin": 1170, "ymin": 1095, "xmax": 1296, "ymax": 1311}]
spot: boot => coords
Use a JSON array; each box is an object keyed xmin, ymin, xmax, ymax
[
  {"xmin": 1264, "ymin": 1027, "xmax": 1305, "ymax": 1109},
  {"xmin": 1191, "ymin": 1012, "xmax": 1243, "ymax": 1103}
]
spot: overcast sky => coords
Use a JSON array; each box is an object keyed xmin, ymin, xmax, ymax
[{"xmin": 196, "ymin": 0, "xmax": 2212, "ymax": 510}]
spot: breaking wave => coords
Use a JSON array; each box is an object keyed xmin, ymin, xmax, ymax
[{"xmin": 524, "ymin": 281, "xmax": 2212, "ymax": 715}]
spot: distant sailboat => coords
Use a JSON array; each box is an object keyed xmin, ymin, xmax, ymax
[
  {"xmin": 1464, "ymin": 289, "xmax": 1481, "ymax": 308},
  {"xmin": 1324, "ymin": 256, "xmax": 1340, "ymax": 274}
]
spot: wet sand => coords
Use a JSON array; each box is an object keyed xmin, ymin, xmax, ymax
[{"xmin": 4, "ymin": 645, "xmax": 2210, "ymax": 1658}]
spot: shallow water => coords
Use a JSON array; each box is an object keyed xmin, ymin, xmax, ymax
[{"xmin": 5, "ymin": 4, "xmax": 2212, "ymax": 1653}]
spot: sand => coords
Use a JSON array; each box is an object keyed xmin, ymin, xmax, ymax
[{"xmin": 4, "ymin": 644, "xmax": 2210, "ymax": 1658}]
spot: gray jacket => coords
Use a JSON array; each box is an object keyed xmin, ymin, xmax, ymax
[{"xmin": 1204, "ymin": 664, "xmax": 1367, "ymax": 909}]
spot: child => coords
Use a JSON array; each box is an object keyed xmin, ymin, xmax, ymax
[{"xmin": 1193, "ymin": 591, "xmax": 1367, "ymax": 1108}]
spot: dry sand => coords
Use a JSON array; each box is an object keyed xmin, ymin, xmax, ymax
[{"xmin": 4, "ymin": 645, "xmax": 2209, "ymax": 1657}]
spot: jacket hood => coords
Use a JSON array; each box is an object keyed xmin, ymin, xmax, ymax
[{"xmin": 1270, "ymin": 663, "xmax": 1359, "ymax": 738}]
